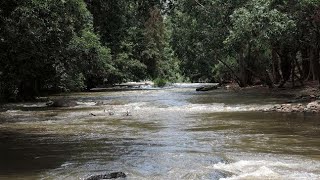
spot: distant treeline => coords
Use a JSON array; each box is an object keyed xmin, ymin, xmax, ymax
[{"xmin": 0, "ymin": 0, "xmax": 319, "ymax": 101}]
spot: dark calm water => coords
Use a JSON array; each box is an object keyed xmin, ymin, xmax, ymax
[{"xmin": 0, "ymin": 86, "xmax": 319, "ymax": 179}]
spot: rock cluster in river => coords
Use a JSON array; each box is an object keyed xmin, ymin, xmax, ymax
[{"xmin": 264, "ymin": 100, "xmax": 320, "ymax": 113}]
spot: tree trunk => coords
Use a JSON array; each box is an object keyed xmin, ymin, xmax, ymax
[
  {"xmin": 310, "ymin": 47, "xmax": 320, "ymax": 83},
  {"xmin": 264, "ymin": 70, "xmax": 274, "ymax": 88},
  {"xmin": 278, "ymin": 48, "xmax": 292, "ymax": 88},
  {"xmin": 238, "ymin": 44, "xmax": 254, "ymax": 87},
  {"xmin": 291, "ymin": 53, "xmax": 295, "ymax": 88},
  {"xmin": 18, "ymin": 80, "xmax": 39, "ymax": 101},
  {"xmin": 294, "ymin": 55, "xmax": 304, "ymax": 86},
  {"xmin": 301, "ymin": 47, "xmax": 310, "ymax": 80},
  {"xmin": 310, "ymin": 48, "xmax": 318, "ymax": 81},
  {"xmin": 310, "ymin": 29, "xmax": 320, "ymax": 85},
  {"xmin": 216, "ymin": 58, "xmax": 242, "ymax": 86},
  {"xmin": 272, "ymin": 48, "xmax": 281, "ymax": 84},
  {"xmin": 238, "ymin": 48, "xmax": 247, "ymax": 87},
  {"xmin": 318, "ymin": 49, "xmax": 320, "ymax": 86}
]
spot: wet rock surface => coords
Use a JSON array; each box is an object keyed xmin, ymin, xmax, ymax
[
  {"xmin": 264, "ymin": 100, "xmax": 320, "ymax": 113},
  {"xmin": 85, "ymin": 172, "xmax": 126, "ymax": 180},
  {"xmin": 306, "ymin": 101, "xmax": 320, "ymax": 112}
]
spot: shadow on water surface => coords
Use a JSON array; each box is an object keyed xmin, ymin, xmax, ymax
[
  {"xmin": 0, "ymin": 130, "xmax": 73, "ymax": 175},
  {"xmin": 190, "ymin": 88, "xmax": 295, "ymax": 105},
  {"xmin": 0, "ymin": 130, "xmax": 133, "ymax": 177}
]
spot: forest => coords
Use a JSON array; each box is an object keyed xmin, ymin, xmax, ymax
[{"xmin": 1, "ymin": 0, "xmax": 320, "ymax": 101}]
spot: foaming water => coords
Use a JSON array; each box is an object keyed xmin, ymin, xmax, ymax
[
  {"xmin": 213, "ymin": 156, "xmax": 320, "ymax": 180},
  {"xmin": 0, "ymin": 87, "xmax": 319, "ymax": 179}
]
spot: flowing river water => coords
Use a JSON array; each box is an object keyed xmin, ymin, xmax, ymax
[{"xmin": 0, "ymin": 85, "xmax": 320, "ymax": 179}]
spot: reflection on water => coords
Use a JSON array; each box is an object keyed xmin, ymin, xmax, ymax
[{"xmin": 0, "ymin": 87, "xmax": 319, "ymax": 179}]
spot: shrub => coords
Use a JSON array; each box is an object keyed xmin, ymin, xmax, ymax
[{"xmin": 154, "ymin": 78, "xmax": 168, "ymax": 87}]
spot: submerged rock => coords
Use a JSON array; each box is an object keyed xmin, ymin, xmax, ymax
[
  {"xmin": 46, "ymin": 99, "xmax": 78, "ymax": 107},
  {"xmin": 209, "ymin": 170, "xmax": 234, "ymax": 179},
  {"xmin": 86, "ymin": 172, "xmax": 126, "ymax": 180},
  {"xmin": 89, "ymin": 113, "xmax": 97, "ymax": 116}
]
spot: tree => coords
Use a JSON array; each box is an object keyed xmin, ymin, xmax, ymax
[
  {"xmin": 0, "ymin": 0, "xmax": 112, "ymax": 100},
  {"xmin": 171, "ymin": 0, "xmax": 248, "ymax": 82},
  {"xmin": 85, "ymin": 0, "xmax": 180, "ymax": 82},
  {"xmin": 225, "ymin": 0, "xmax": 295, "ymax": 87}
]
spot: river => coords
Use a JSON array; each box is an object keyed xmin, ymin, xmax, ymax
[{"xmin": 0, "ymin": 85, "xmax": 319, "ymax": 179}]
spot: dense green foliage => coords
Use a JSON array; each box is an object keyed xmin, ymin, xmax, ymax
[
  {"xmin": 171, "ymin": 0, "xmax": 320, "ymax": 87},
  {"xmin": 0, "ymin": 0, "xmax": 112, "ymax": 100},
  {"xmin": 1, "ymin": 0, "xmax": 320, "ymax": 101}
]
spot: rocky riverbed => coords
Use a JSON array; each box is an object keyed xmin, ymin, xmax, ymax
[
  {"xmin": 263, "ymin": 100, "xmax": 320, "ymax": 113},
  {"xmin": 222, "ymin": 82, "xmax": 320, "ymax": 113}
]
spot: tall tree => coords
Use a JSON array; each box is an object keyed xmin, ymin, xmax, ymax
[{"xmin": 0, "ymin": 0, "xmax": 112, "ymax": 100}]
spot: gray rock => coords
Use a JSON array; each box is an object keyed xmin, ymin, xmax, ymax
[
  {"xmin": 264, "ymin": 100, "xmax": 320, "ymax": 113},
  {"xmin": 306, "ymin": 101, "xmax": 320, "ymax": 112},
  {"xmin": 86, "ymin": 172, "xmax": 126, "ymax": 180}
]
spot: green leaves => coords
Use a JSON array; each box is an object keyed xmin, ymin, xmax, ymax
[
  {"xmin": 0, "ymin": 0, "xmax": 112, "ymax": 99},
  {"xmin": 67, "ymin": 27, "xmax": 113, "ymax": 90},
  {"xmin": 226, "ymin": 0, "xmax": 295, "ymax": 47}
]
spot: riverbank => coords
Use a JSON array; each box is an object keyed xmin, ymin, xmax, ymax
[
  {"xmin": 223, "ymin": 81, "xmax": 320, "ymax": 113},
  {"xmin": 1, "ymin": 81, "xmax": 320, "ymax": 114}
]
